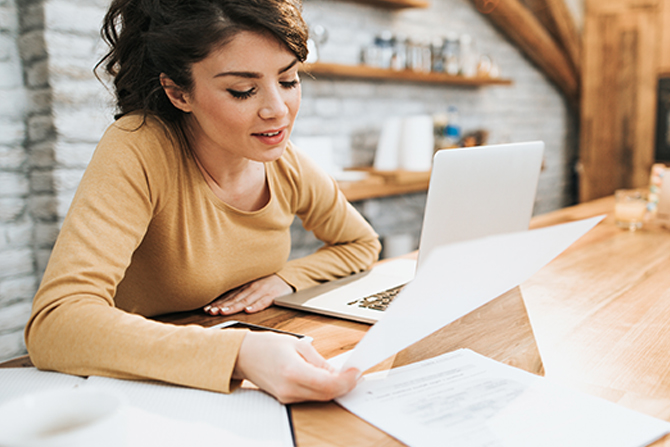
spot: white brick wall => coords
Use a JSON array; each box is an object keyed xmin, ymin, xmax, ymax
[
  {"xmin": 0, "ymin": 0, "xmax": 32, "ymax": 362},
  {"xmin": 0, "ymin": 0, "xmax": 583, "ymax": 362}
]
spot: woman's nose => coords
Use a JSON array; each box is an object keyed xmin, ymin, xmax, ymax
[{"xmin": 258, "ymin": 87, "xmax": 289, "ymax": 120}]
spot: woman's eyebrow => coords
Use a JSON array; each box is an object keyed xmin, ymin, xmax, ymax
[
  {"xmin": 214, "ymin": 59, "xmax": 299, "ymax": 79},
  {"xmin": 279, "ymin": 59, "xmax": 299, "ymax": 74}
]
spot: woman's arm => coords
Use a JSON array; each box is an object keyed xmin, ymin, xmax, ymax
[
  {"xmin": 276, "ymin": 147, "xmax": 382, "ymax": 290},
  {"xmin": 25, "ymin": 118, "xmax": 247, "ymax": 393}
]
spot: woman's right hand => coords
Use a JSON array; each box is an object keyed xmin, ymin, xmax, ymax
[{"xmin": 232, "ymin": 331, "xmax": 360, "ymax": 404}]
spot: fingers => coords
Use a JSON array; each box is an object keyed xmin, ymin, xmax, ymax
[
  {"xmin": 204, "ymin": 275, "xmax": 292, "ymax": 315},
  {"xmin": 277, "ymin": 362, "xmax": 360, "ymax": 404},
  {"xmin": 234, "ymin": 331, "xmax": 361, "ymax": 404},
  {"xmin": 203, "ymin": 288, "xmax": 241, "ymax": 315},
  {"xmin": 278, "ymin": 343, "xmax": 359, "ymax": 403},
  {"xmin": 295, "ymin": 339, "xmax": 335, "ymax": 372}
]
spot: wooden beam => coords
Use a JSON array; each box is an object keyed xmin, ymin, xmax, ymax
[
  {"xmin": 522, "ymin": 0, "xmax": 562, "ymax": 41},
  {"xmin": 470, "ymin": 0, "xmax": 579, "ymax": 105},
  {"xmin": 531, "ymin": 0, "xmax": 582, "ymax": 73}
]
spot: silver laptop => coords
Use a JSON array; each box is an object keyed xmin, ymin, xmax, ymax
[{"xmin": 274, "ymin": 141, "xmax": 545, "ymax": 324}]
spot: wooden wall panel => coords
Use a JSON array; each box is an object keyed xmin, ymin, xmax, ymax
[
  {"xmin": 579, "ymin": 5, "xmax": 659, "ymax": 201},
  {"xmin": 580, "ymin": 13, "xmax": 620, "ymax": 201},
  {"xmin": 660, "ymin": 1, "xmax": 670, "ymax": 72},
  {"xmin": 629, "ymin": 11, "xmax": 658, "ymax": 187}
]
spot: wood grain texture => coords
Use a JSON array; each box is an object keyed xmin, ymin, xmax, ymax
[
  {"xmin": 299, "ymin": 62, "xmax": 513, "ymax": 86},
  {"xmin": 580, "ymin": 3, "xmax": 659, "ymax": 201},
  {"xmin": 521, "ymin": 196, "xmax": 670, "ymax": 445},
  {"xmin": 470, "ymin": 0, "xmax": 579, "ymax": 105},
  {"xmin": 12, "ymin": 196, "xmax": 670, "ymax": 445},
  {"xmin": 660, "ymin": 0, "xmax": 670, "ymax": 72},
  {"xmin": 392, "ymin": 286, "xmax": 544, "ymax": 375},
  {"xmin": 523, "ymin": 0, "xmax": 582, "ymax": 73}
]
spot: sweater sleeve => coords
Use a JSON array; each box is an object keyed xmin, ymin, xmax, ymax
[
  {"xmin": 275, "ymin": 147, "xmax": 381, "ymax": 291},
  {"xmin": 25, "ymin": 118, "xmax": 245, "ymax": 393}
]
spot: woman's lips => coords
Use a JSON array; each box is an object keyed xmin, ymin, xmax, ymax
[{"xmin": 252, "ymin": 128, "xmax": 286, "ymax": 145}]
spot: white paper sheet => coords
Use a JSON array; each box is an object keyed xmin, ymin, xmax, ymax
[
  {"xmin": 0, "ymin": 367, "xmax": 86, "ymax": 402},
  {"xmin": 0, "ymin": 368, "xmax": 293, "ymax": 447},
  {"xmin": 123, "ymin": 406, "xmax": 280, "ymax": 447},
  {"xmin": 337, "ymin": 349, "xmax": 670, "ymax": 447},
  {"xmin": 341, "ymin": 216, "xmax": 604, "ymax": 373},
  {"xmin": 87, "ymin": 376, "xmax": 294, "ymax": 447}
]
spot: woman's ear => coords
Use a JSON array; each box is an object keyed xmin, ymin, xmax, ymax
[{"xmin": 160, "ymin": 74, "xmax": 192, "ymax": 113}]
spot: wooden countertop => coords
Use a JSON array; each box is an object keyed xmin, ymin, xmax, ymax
[{"xmin": 6, "ymin": 195, "xmax": 670, "ymax": 446}]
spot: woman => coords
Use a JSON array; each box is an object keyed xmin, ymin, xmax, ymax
[{"xmin": 25, "ymin": 0, "xmax": 380, "ymax": 403}]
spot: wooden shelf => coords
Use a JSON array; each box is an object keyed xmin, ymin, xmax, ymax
[
  {"xmin": 349, "ymin": 0, "xmax": 430, "ymax": 8},
  {"xmin": 300, "ymin": 62, "xmax": 512, "ymax": 86},
  {"xmin": 337, "ymin": 169, "xmax": 431, "ymax": 201}
]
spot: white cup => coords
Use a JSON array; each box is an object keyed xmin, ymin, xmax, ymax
[
  {"xmin": 399, "ymin": 115, "xmax": 434, "ymax": 172},
  {"xmin": 374, "ymin": 117, "xmax": 403, "ymax": 171},
  {"xmin": 0, "ymin": 387, "xmax": 127, "ymax": 447}
]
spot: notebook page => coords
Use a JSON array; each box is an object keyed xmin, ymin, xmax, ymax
[
  {"xmin": 0, "ymin": 367, "xmax": 86, "ymax": 402},
  {"xmin": 86, "ymin": 376, "xmax": 293, "ymax": 447}
]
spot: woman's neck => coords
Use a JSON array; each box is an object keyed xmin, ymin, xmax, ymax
[{"xmin": 189, "ymin": 140, "xmax": 270, "ymax": 213}]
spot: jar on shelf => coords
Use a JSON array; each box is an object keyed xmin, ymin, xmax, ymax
[
  {"xmin": 443, "ymin": 32, "xmax": 460, "ymax": 76},
  {"xmin": 391, "ymin": 33, "xmax": 408, "ymax": 71},
  {"xmin": 430, "ymin": 37, "xmax": 445, "ymax": 73},
  {"xmin": 459, "ymin": 34, "xmax": 479, "ymax": 78},
  {"xmin": 376, "ymin": 30, "xmax": 395, "ymax": 69}
]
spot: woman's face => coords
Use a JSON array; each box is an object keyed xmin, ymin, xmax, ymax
[{"xmin": 167, "ymin": 31, "xmax": 301, "ymax": 164}]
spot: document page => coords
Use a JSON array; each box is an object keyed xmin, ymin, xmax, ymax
[
  {"xmin": 342, "ymin": 216, "xmax": 604, "ymax": 374},
  {"xmin": 337, "ymin": 349, "xmax": 670, "ymax": 447},
  {"xmin": 86, "ymin": 376, "xmax": 294, "ymax": 447}
]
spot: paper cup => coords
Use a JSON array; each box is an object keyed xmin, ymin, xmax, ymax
[{"xmin": 0, "ymin": 387, "xmax": 126, "ymax": 447}]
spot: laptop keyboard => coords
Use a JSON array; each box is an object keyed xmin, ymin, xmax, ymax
[{"xmin": 347, "ymin": 284, "xmax": 406, "ymax": 311}]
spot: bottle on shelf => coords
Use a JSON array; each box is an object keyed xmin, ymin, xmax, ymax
[{"xmin": 442, "ymin": 106, "xmax": 461, "ymax": 148}]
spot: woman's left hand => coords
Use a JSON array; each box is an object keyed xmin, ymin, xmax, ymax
[{"xmin": 204, "ymin": 274, "xmax": 293, "ymax": 315}]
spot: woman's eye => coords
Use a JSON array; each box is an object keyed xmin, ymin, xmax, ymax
[
  {"xmin": 228, "ymin": 88, "xmax": 256, "ymax": 99},
  {"xmin": 280, "ymin": 79, "xmax": 300, "ymax": 89}
]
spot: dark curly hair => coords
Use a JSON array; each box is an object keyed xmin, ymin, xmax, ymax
[{"xmin": 96, "ymin": 0, "xmax": 308, "ymax": 124}]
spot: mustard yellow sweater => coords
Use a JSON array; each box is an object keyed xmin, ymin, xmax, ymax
[{"xmin": 25, "ymin": 114, "xmax": 380, "ymax": 393}]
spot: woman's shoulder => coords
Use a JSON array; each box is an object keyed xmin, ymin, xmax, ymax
[
  {"xmin": 97, "ymin": 113, "xmax": 183, "ymax": 166},
  {"xmin": 104, "ymin": 113, "xmax": 178, "ymax": 147}
]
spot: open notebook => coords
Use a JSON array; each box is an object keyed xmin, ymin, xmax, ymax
[{"xmin": 274, "ymin": 141, "xmax": 544, "ymax": 324}]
